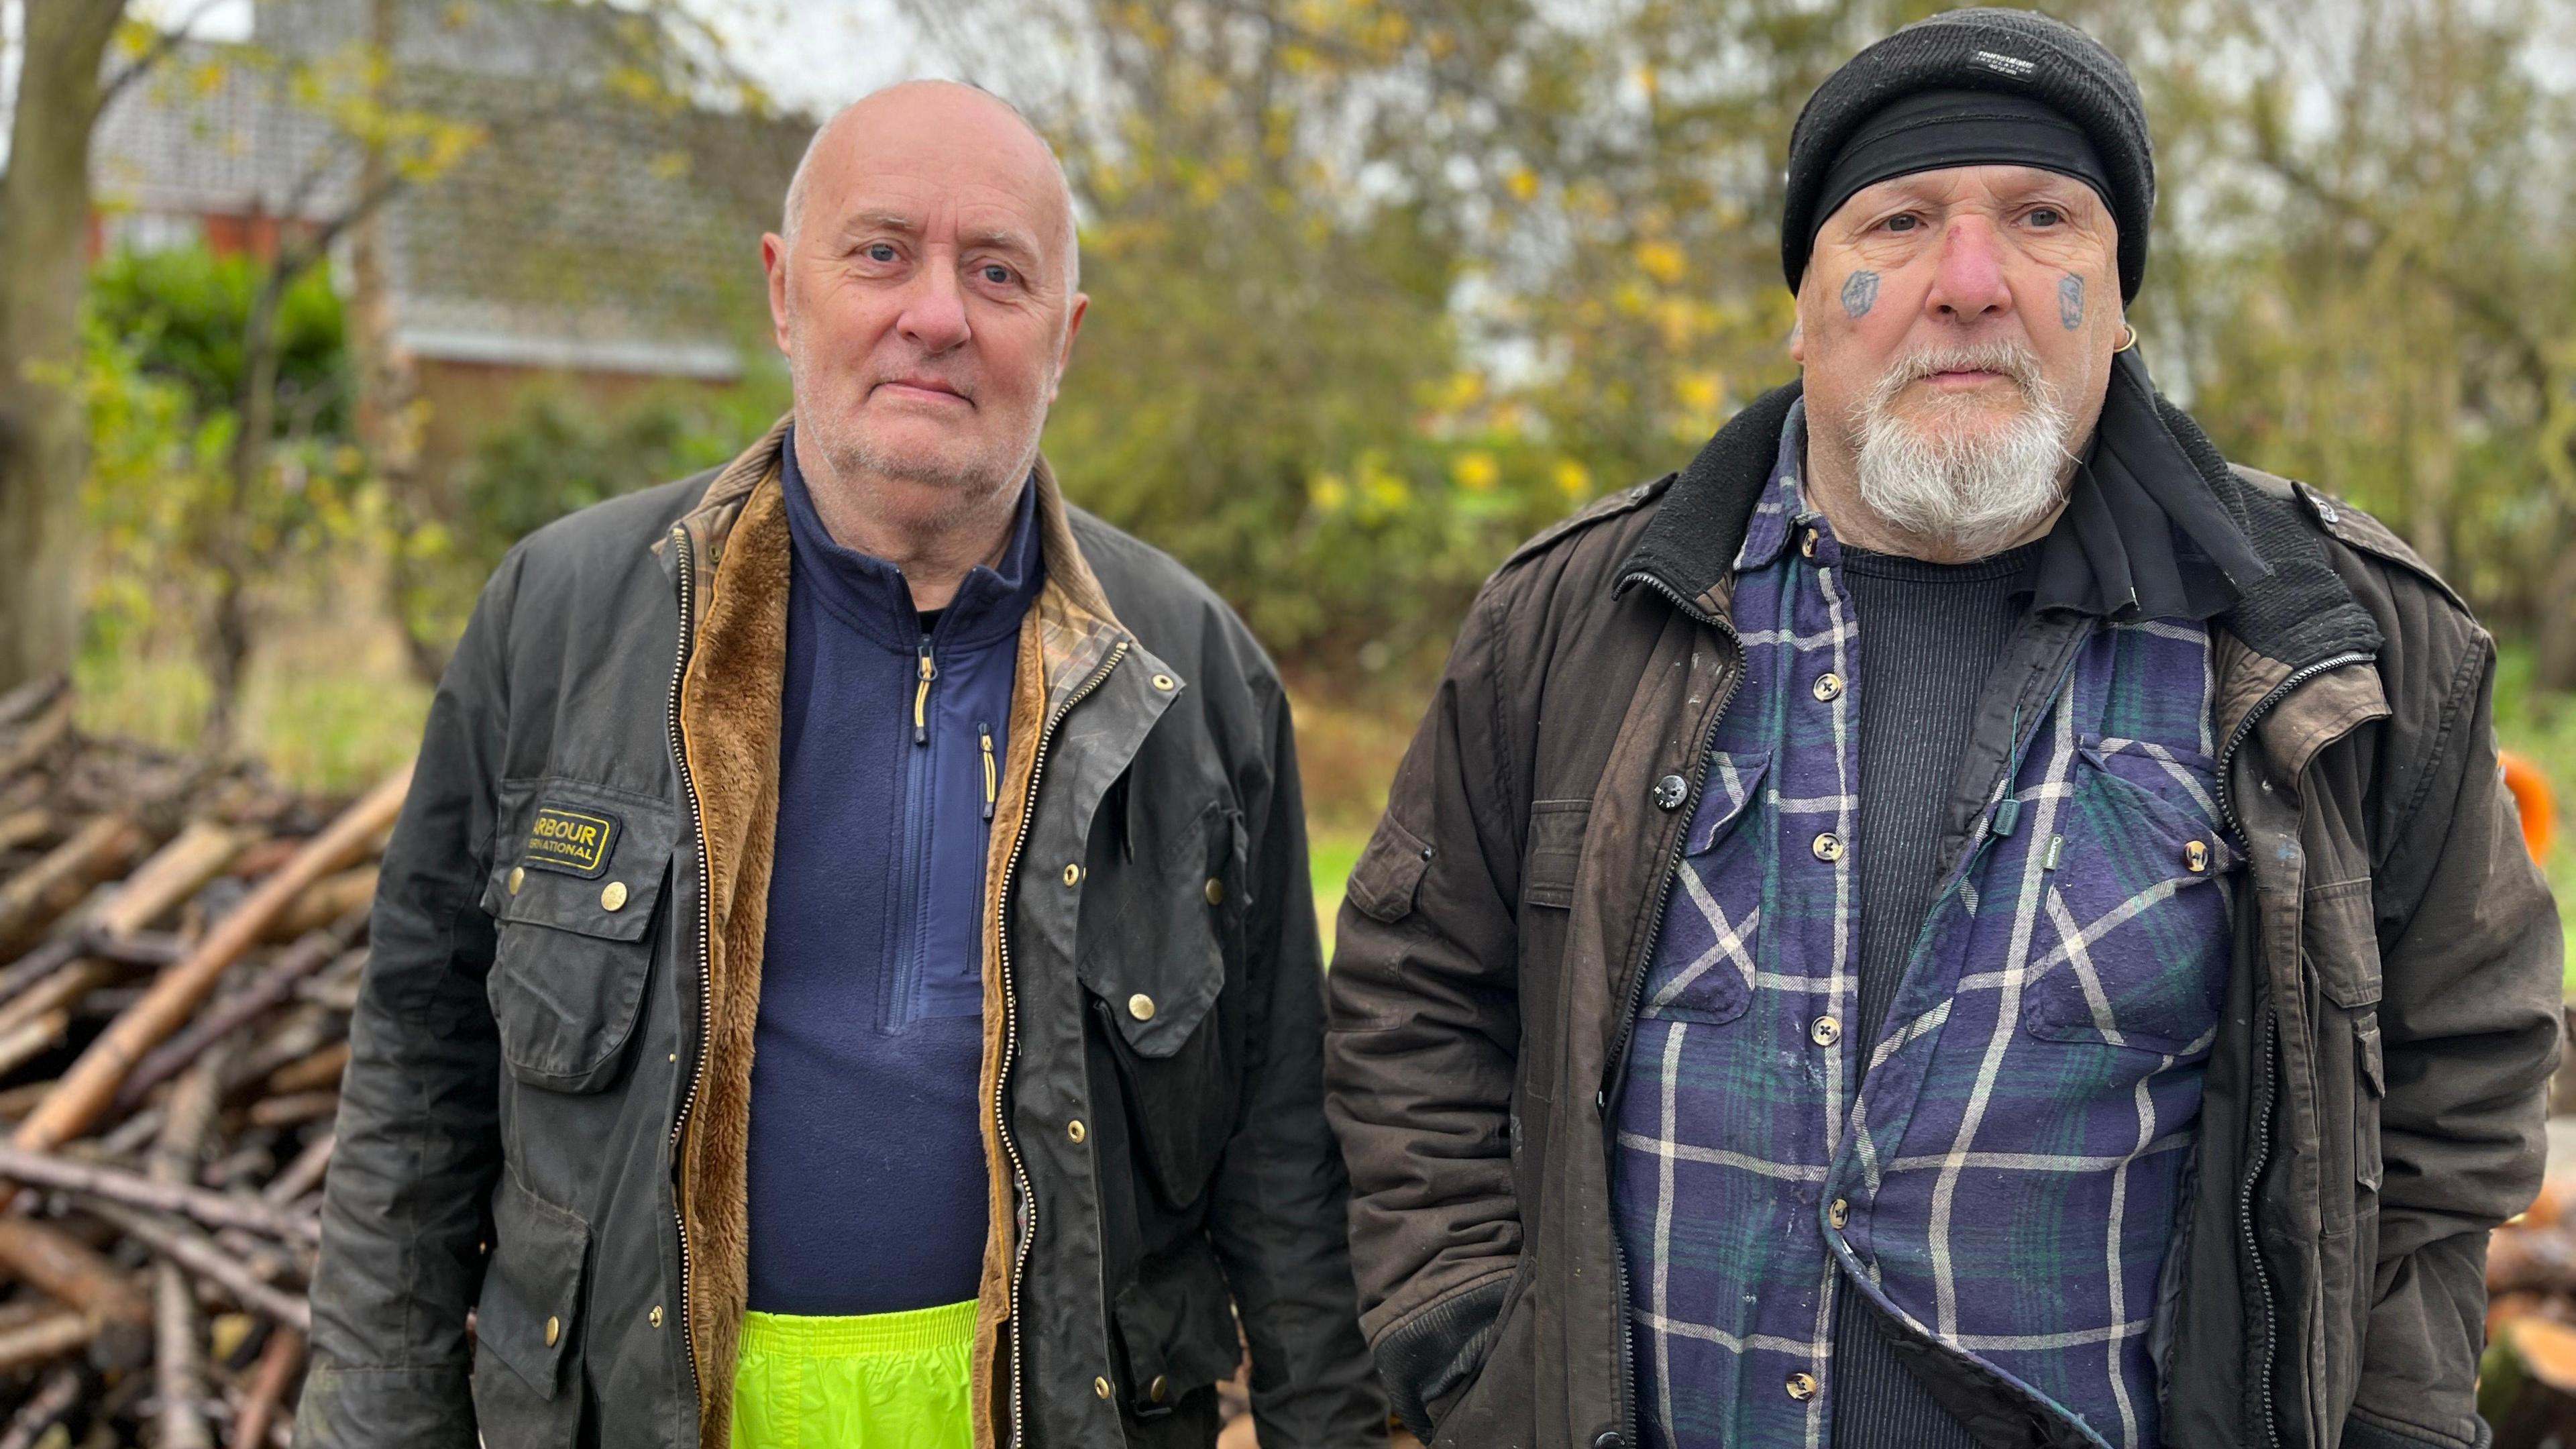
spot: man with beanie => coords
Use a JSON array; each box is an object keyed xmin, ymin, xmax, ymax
[{"xmin": 1326, "ymin": 11, "xmax": 2559, "ymax": 1449}]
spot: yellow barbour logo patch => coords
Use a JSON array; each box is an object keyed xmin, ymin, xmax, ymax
[{"xmin": 524, "ymin": 804, "xmax": 620, "ymax": 878}]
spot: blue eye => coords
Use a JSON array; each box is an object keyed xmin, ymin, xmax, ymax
[
  {"xmin": 865, "ymin": 244, "xmax": 898, "ymax": 262},
  {"xmin": 1886, "ymin": 215, "xmax": 1919, "ymax": 233},
  {"xmin": 982, "ymin": 265, "xmax": 1012, "ymax": 284},
  {"xmin": 2029, "ymin": 208, "xmax": 2062, "ymax": 227}
]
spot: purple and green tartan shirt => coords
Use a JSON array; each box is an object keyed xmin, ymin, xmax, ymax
[{"xmin": 1612, "ymin": 409, "xmax": 2236, "ymax": 1449}]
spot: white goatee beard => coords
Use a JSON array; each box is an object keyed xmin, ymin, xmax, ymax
[{"xmin": 1853, "ymin": 341, "xmax": 2078, "ymax": 557}]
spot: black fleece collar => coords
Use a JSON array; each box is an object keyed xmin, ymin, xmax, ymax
[{"xmin": 1617, "ymin": 369, "xmax": 2381, "ymax": 672}]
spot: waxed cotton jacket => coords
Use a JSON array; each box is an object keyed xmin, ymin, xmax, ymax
[
  {"xmin": 1324, "ymin": 382, "xmax": 2562, "ymax": 1449},
  {"xmin": 297, "ymin": 419, "xmax": 1385, "ymax": 1449}
]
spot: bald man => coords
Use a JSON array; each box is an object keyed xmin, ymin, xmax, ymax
[{"xmin": 300, "ymin": 82, "xmax": 1385, "ymax": 1449}]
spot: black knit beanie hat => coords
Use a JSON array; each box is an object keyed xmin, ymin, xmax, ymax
[{"xmin": 1780, "ymin": 8, "xmax": 2156, "ymax": 301}]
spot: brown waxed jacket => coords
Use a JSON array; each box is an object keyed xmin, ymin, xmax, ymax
[
  {"xmin": 1324, "ymin": 383, "xmax": 2562, "ymax": 1449},
  {"xmin": 299, "ymin": 419, "xmax": 1384, "ymax": 1449}
]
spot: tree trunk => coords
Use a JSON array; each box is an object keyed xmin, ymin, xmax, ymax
[
  {"xmin": 0, "ymin": 0, "xmax": 131, "ymax": 692},
  {"xmin": 204, "ymin": 242, "xmax": 289, "ymax": 755}
]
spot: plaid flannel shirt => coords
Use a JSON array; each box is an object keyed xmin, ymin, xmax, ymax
[{"xmin": 1612, "ymin": 412, "xmax": 2233, "ymax": 1449}]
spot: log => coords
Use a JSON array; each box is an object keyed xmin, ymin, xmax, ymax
[
  {"xmin": 0, "ymin": 810, "xmax": 48, "ymax": 855},
  {"xmin": 0, "ymin": 959, "xmax": 115, "ymax": 1040},
  {"xmin": 91, "ymin": 821, "xmax": 248, "ymax": 940},
  {"xmin": 84, "ymin": 1204, "xmax": 309, "ymax": 1334},
  {"xmin": 0, "ymin": 1008, "xmax": 68, "ymax": 1079},
  {"xmin": 228, "ymin": 1326, "xmax": 304, "ymax": 1449},
  {"xmin": 265, "ymin": 1041, "xmax": 350, "ymax": 1096},
  {"xmin": 0, "ymin": 678, "xmax": 64, "ymax": 731},
  {"xmin": 0, "ymin": 1218, "xmax": 148, "ymax": 1326},
  {"xmin": 247, "ymin": 1091, "xmax": 339, "ymax": 1129},
  {"xmin": 263, "ymin": 1132, "xmax": 331, "ymax": 1207},
  {"xmin": 13, "ymin": 763, "xmax": 409, "ymax": 1159},
  {"xmin": 0, "ymin": 689, "xmax": 74, "ymax": 783},
  {"xmin": 0, "ymin": 1362, "xmax": 80, "ymax": 1449},
  {"xmin": 0, "ymin": 815, "xmax": 147, "ymax": 958},
  {"xmin": 265, "ymin": 866, "xmax": 376, "ymax": 943},
  {"xmin": 0, "ymin": 1147, "xmax": 318, "ymax": 1246},
  {"xmin": 0, "ymin": 1080, "xmax": 52, "ymax": 1120},
  {"xmin": 152, "ymin": 1054, "xmax": 223, "ymax": 1449},
  {"xmin": 120, "ymin": 928, "xmax": 357, "ymax": 1111},
  {"xmin": 0, "ymin": 1310, "xmax": 91, "ymax": 1375}
]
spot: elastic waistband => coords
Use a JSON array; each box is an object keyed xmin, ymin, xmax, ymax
[{"xmin": 739, "ymin": 1300, "xmax": 978, "ymax": 1358}]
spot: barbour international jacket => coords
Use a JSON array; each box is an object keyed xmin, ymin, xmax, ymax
[
  {"xmin": 297, "ymin": 419, "xmax": 1385, "ymax": 1449},
  {"xmin": 1324, "ymin": 382, "xmax": 2562, "ymax": 1449}
]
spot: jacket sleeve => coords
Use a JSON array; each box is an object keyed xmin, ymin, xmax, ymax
[
  {"xmin": 1205, "ymin": 673, "xmax": 1388, "ymax": 1446},
  {"xmin": 1322, "ymin": 585, "xmax": 1527, "ymax": 1438},
  {"xmin": 2345, "ymin": 633, "xmax": 2561, "ymax": 1449},
  {"xmin": 295, "ymin": 553, "xmax": 523, "ymax": 1448}
]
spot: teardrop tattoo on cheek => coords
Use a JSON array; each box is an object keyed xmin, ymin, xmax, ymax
[
  {"xmin": 1841, "ymin": 270, "xmax": 1880, "ymax": 319},
  {"xmin": 2059, "ymin": 274, "xmax": 2086, "ymax": 331}
]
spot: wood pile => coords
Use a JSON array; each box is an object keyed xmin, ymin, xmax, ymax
[
  {"xmin": 2488, "ymin": 1167, "xmax": 2576, "ymax": 1447},
  {"xmin": 0, "ymin": 678, "xmax": 409, "ymax": 1448}
]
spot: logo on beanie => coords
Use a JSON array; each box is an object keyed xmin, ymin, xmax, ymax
[{"xmin": 1974, "ymin": 50, "xmax": 2037, "ymax": 78}]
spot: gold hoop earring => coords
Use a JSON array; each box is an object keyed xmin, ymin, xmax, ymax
[{"xmin": 2114, "ymin": 324, "xmax": 2139, "ymax": 353}]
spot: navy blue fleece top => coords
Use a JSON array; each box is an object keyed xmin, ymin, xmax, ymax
[{"xmin": 744, "ymin": 431, "xmax": 1042, "ymax": 1316}]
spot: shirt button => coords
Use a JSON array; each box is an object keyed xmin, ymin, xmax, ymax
[
  {"xmin": 1811, "ymin": 833, "xmax": 1843, "ymax": 862},
  {"xmin": 2184, "ymin": 840, "xmax": 2210, "ymax": 873},
  {"xmin": 1811, "ymin": 672, "xmax": 1844, "ymax": 702},
  {"xmin": 1829, "ymin": 1198, "xmax": 1850, "ymax": 1230},
  {"xmin": 1203, "ymin": 877, "xmax": 1225, "ymax": 906},
  {"xmin": 1786, "ymin": 1371, "xmax": 1819, "ymax": 1401},
  {"xmin": 1653, "ymin": 774, "xmax": 1688, "ymax": 811},
  {"xmin": 1809, "ymin": 1016, "xmax": 1842, "ymax": 1048}
]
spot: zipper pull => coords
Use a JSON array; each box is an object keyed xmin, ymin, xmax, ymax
[
  {"xmin": 979, "ymin": 724, "xmax": 997, "ymax": 820},
  {"xmin": 914, "ymin": 639, "xmax": 937, "ymax": 746}
]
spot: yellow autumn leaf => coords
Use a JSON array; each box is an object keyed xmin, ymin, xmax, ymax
[
  {"xmin": 1453, "ymin": 452, "xmax": 1501, "ymax": 493},
  {"xmin": 1636, "ymin": 240, "xmax": 1687, "ymax": 286},
  {"xmin": 1554, "ymin": 459, "xmax": 1593, "ymax": 498},
  {"xmin": 1505, "ymin": 167, "xmax": 1540, "ymax": 203}
]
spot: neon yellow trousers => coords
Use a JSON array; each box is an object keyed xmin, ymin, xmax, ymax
[{"xmin": 731, "ymin": 1300, "xmax": 976, "ymax": 1449}]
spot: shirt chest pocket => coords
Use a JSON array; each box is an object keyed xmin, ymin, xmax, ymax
[
  {"xmin": 481, "ymin": 781, "xmax": 680, "ymax": 1094},
  {"xmin": 2022, "ymin": 742, "xmax": 2235, "ymax": 1059},
  {"xmin": 1637, "ymin": 749, "xmax": 1772, "ymax": 1028}
]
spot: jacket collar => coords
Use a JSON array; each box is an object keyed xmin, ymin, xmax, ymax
[{"xmin": 1617, "ymin": 374, "xmax": 2381, "ymax": 675}]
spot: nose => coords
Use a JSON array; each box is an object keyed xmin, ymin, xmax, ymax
[
  {"xmin": 898, "ymin": 260, "xmax": 971, "ymax": 353},
  {"xmin": 1926, "ymin": 216, "xmax": 2012, "ymax": 324}
]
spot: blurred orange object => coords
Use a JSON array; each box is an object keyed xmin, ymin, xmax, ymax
[
  {"xmin": 2526, "ymin": 1180, "xmax": 2571, "ymax": 1232},
  {"xmin": 2503, "ymin": 751, "xmax": 2557, "ymax": 864}
]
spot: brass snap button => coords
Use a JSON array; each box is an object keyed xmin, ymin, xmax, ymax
[
  {"xmin": 1811, "ymin": 833, "xmax": 1843, "ymax": 862},
  {"xmin": 1800, "ymin": 528, "xmax": 1820, "ymax": 559},
  {"xmin": 1812, "ymin": 672, "xmax": 1843, "ymax": 702},
  {"xmin": 2183, "ymin": 840, "xmax": 2210, "ymax": 873},
  {"xmin": 1128, "ymin": 994, "xmax": 1157, "ymax": 1022},
  {"xmin": 599, "ymin": 880, "xmax": 628, "ymax": 912},
  {"xmin": 649, "ymin": 1305, "xmax": 664, "ymax": 1328},
  {"xmin": 1150, "ymin": 673, "xmax": 1176, "ymax": 692},
  {"xmin": 1063, "ymin": 863, "xmax": 1082, "ymax": 887},
  {"xmin": 544, "ymin": 1315, "xmax": 561, "ymax": 1347},
  {"xmin": 1067, "ymin": 1119, "xmax": 1087, "ymax": 1144},
  {"xmin": 1786, "ymin": 1371, "xmax": 1817, "ymax": 1401},
  {"xmin": 508, "ymin": 866, "xmax": 526, "ymax": 896},
  {"xmin": 1829, "ymin": 1198, "xmax": 1849, "ymax": 1230},
  {"xmin": 1148, "ymin": 1374, "xmax": 1169, "ymax": 1403},
  {"xmin": 1094, "ymin": 1376, "xmax": 1114, "ymax": 1401},
  {"xmin": 1203, "ymin": 877, "xmax": 1225, "ymax": 906}
]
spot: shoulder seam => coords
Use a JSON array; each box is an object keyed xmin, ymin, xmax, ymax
[{"xmin": 1498, "ymin": 474, "xmax": 1673, "ymax": 573}]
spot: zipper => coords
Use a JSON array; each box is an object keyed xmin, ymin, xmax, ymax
[
  {"xmin": 660, "ymin": 523, "xmax": 715, "ymax": 1411},
  {"xmin": 979, "ymin": 724, "xmax": 998, "ymax": 822},
  {"xmin": 2207, "ymin": 647, "xmax": 2366, "ymax": 1449},
  {"xmin": 914, "ymin": 639, "xmax": 938, "ymax": 746},
  {"xmin": 1601, "ymin": 571, "xmax": 1744, "ymax": 1449},
  {"xmin": 993, "ymin": 637, "xmax": 1130, "ymax": 1448}
]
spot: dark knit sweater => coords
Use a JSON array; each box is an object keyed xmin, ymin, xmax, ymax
[{"xmin": 1827, "ymin": 539, "xmax": 2037, "ymax": 1449}]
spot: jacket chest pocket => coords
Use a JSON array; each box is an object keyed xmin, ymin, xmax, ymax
[
  {"xmin": 482, "ymin": 782, "xmax": 679, "ymax": 1094},
  {"xmin": 2023, "ymin": 743, "xmax": 2234, "ymax": 1059},
  {"xmin": 1637, "ymin": 749, "xmax": 1771, "ymax": 1028},
  {"xmin": 1079, "ymin": 800, "xmax": 1242, "ymax": 1212}
]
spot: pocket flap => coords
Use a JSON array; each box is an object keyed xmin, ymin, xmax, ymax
[
  {"xmin": 483, "ymin": 783, "xmax": 680, "ymax": 943},
  {"xmin": 1111, "ymin": 1244, "xmax": 1242, "ymax": 1418},
  {"xmin": 1522, "ymin": 802, "xmax": 1590, "ymax": 910},
  {"xmin": 476, "ymin": 1173, "xmax": 590, "ymax": 1401},
  {"xmin": 2356, "ymin": 1017, "xmax": 2385, "ymax": 1097},
  {"xmin": 1346, "ymin": 815, "xmax": 1433, "ymax": 924},
  {"xmin": 1687, "ymin": 751, "xmax": 1772, "ymax": 856},
  {"xmin": 1079, "ymin": 805, "xmax": 1234, "ymax": 1060}
]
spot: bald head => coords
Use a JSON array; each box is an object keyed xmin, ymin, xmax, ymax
[{"xmin": 782, "ymin": 80, "xmax": 1079, "ymax": 297}]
